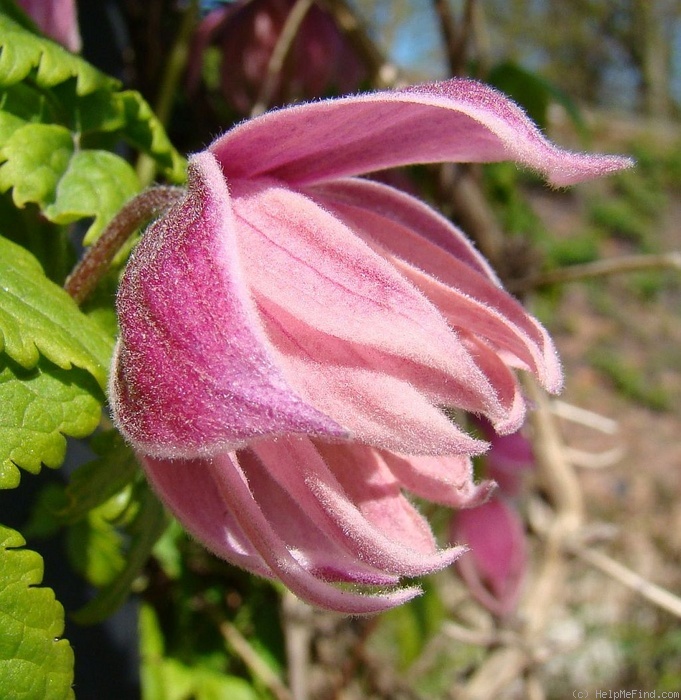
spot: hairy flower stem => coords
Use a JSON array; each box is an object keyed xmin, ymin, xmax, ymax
[{"xmin": 64, "ymin": 186, "xmax": 184, "ymax": 305}]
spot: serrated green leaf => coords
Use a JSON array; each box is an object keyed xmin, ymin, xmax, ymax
[
  {"xmin": 114, "ymin": 91, "xmax": 187, "ymax": 184},
  {"xmin": 0, "ymin": 107, "xmax": 26, "ymax": 142},
  {"xmin": 0, "ymin": 524, "xmax": 75, "ymax": 700},
  {"xmin": 0, "ymin": 124, "xmax": 140, "ymax": 241},
  {"xmin": 0, "ymin": 235, "xmax": 113, "ymax": 385},
  {"xmin": 0, "ymin": 13, "xmax": 117, "ymax": 95},
  {"xmin": 0, "ymin": 123, "xmax": 72, "ymax": 207},
  {"xmin": 0, "ymin": 10, "xmax": 185, "ymax": 216},
  {"xmin": 45, "ymin": 149, "xmax": 140, "ymax": 242},
  {"xmin": 0, "ymin": 357, "xmax": 103, "ymax": 488},
  {"xmin": 72, "ymin": 483, "xmax": 168, "ymax": 625}
]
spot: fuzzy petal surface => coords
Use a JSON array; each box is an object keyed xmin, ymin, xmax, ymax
[
  {"xmin": 111, "ymin": 78, "xmax": 632, "ymax": 613},
  {"xmin": 145, "ymin": 450, "xmax": 422, "ymax": 614},
  {"xmin": 211, "ymin": 79, "xmax": 632, "ymax": 186},
  {"xmin": 111, "ymin": 153, "xmax": 345, "ymax": 458}
]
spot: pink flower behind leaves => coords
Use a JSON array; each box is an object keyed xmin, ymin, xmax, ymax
[
  {"xmin": 187, "ymin": 0, "xmax": 366, "ymax": 113},
  {"xmin": 17, "ymin": 0, "xmax": 81, "ymax": 52},
  {"xmin": 110, "ymin": 79, "xmax": 631, "ymax": 613},
  {"xmin": 451, "ymin": 497, "xmax": 528, "ymax": 617}
]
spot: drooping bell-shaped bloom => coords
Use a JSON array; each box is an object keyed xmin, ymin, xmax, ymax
[
  {"xmin": 451, "ymin": 420, "xmax": 534, "ymax": 614},
  {"xmin": 110, "ymin": 79, "xmax": 631, "ymax": 613},
  {"xmin": 17, "ymin": 0, "xmax": 81, "ymax": 52},
  {"xmin": 186, "ymin": 0, "xmax": 365, "ymax": 114},
  {"xmin": 451, "ymin": 496, "xmax": 528, "ymax": 617}
]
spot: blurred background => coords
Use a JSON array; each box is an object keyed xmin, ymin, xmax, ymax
[{"xmin": 7, "ymin": 1, "xmax": 680, "ymax": 697}]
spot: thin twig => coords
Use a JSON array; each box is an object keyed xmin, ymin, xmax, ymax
[
  {"xmin": 137, "ymin": 0, "xmax": 199, "ymax": 186},
  {"xmin": 281, "ymin": 591, "xmax": 313, "ymax": 700},
  {"xmin": 220, "ymin": 620, "xmax": 293, "ymax": 700},
  {"xmin": 251, "ymin": 0, "xmax": 315, "ymax": 117},
  {"xmin": 316, "ymin": 0, "xmax": 399, "ymax": 88},
  {"xmin": 550, "ymin": 399, "xmax": 619, "ymax": 435},
  {"xmin": 564, "ymin": 446, "xmax": 625, "ymax": 469},
  {"xmin": 64, "ymin": 186, "xmax": 184, "ymax": 305},
  {"xmin": 522, "ymin": 379, "xmax": 584, "ymax": 636},
  {"xmin": 568, "ymin": 545, "xmax": 681, "ymax": 618},
  {"xmin": 431, "ymin": 0, "xmax": 475, "ymax": 76},
  {"xmin": 509, "ymin": 251, "xmax": 681, "ymax": 293}
]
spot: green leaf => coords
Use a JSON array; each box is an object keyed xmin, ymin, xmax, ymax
[
  {"xmin": 66, "ymin": 516, "xmax": 126, "ymax": 588},
  {"xmin": 0, "ymin": 123, "xmax": 72, "ymax": 207},
  {"xmin": 61, "ymin": 431, "xmax": 139, "ymax": 523},
  {"xmin": 113, "ymin": 91, "xmax": 186, "ymax": 185},
  {"xmin": 0, "ymin": 10, "xmax": 186, "ymax": 235},
  {"xmin": 0, "ymin": 12, "xmax": 118, "ymax": 95},
  {"xmin": 72, "ymin": 483, "xmax": 168, "ymax": 625},
  {"xmin": 45, "ymin": 148, "xmax": 140, "ymax": 243},
  {"xmin": 140, "ymin": 604, "xmax": 260, "ymax": 700},
  {"xmin": 0, "ymin": 234, "xmax": 113, "ymax": 387},
  {"xmin": 0, "ymin": 524, "xmax": 75, "ymax": 700},
  {"xmin": 0, "ymin": 357, "xmax": 103, "ymax": 488},
  {"xmin": 0, "ymin": 123, "xmax": 140, "ymax": 242}
]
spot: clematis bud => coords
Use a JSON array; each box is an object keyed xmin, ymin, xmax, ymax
[
  {"xmin": 451, "ymin": 497, "xmax": 528, "ymax": 617},
  {"xmin": 186, "ymin": 0, "xmax": 366, "ymax": 113},
  {"xmin": 110, "ymin": 79, "xmax": 631, "ymax": 613}
]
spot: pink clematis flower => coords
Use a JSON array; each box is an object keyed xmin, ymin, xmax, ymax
[
  {"xmin": 451, "ymin": 420, "xmax": 535, "ymax": 615},
  {"xmin": 451, "ymin": 496, "xmax": 528, "ymax": 617},
  {"xmin": 110, "ymin": 79, "xmax": 630, "ymax": 613},
  {"xmin": 186, "ymin": 0, "xmax": 365, "ymax": 113},
  {"xmin": 17, "ymin": 0, "xmax": 81, "ymax": 52}
]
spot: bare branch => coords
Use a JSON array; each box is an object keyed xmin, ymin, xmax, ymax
[
  {"xmin": 220, "ymin": 620, "xmax": 293, "ymax": 700},
  {"xmin": 509, "ymin": 252, "xmax": 681, "ymax": 293},
  {"xmin": 251, "ymin": 0, "xmax": 315, "ymax": 117}
]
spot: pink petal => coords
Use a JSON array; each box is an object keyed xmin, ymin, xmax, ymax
[
  {"xmin": 311, "ymin": 177, "xmax": 498, "ymax": 281},
  {"xmin": 111, "ymin": 152, "xmax": 345, "ymax": 458},
  {"xmin": 211, "ymin": 78, "xmax": 632, "ymax": 186},
  {"xmin": 253, "ymin": 438, "xmax": 466, "ymax": 576},
  {"xmin": 141, "ymin": 453, "xmax": 272, "ymax": 578},
  {"xmin": 452, "ymin": 497, "xmax": 528, "ymax": 616},
  {"xmin": 18, "ymin": 0, "xmax": 81, "ymax": 52},
  {"xmin": 476, "ymin": 419, "xmax": 535, "ymax": 496},
  {"xmin": 230, "ymin": 180, "xmax": 505, "ymax": 422},
  {"xmin": 259, "ymin": 300, "xmax": 488, "ymax": 455},
  {"xmin": 313, "ymin": 177, "xmax": 562, "ymax": 404},
  {"xmin": 459, "ymin": 333, "xmax": 528, "ymax": 433},
  {"xmin": 235, "ymin": 448, "xmax": 401, "ymax": 585},
  {"xmin": 144, "ymin": 451, "xmax": 419, "ymax": 613},
  {"xmin": 382, "ymin": 452, "xmax": 495, "ymax": 508}
]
